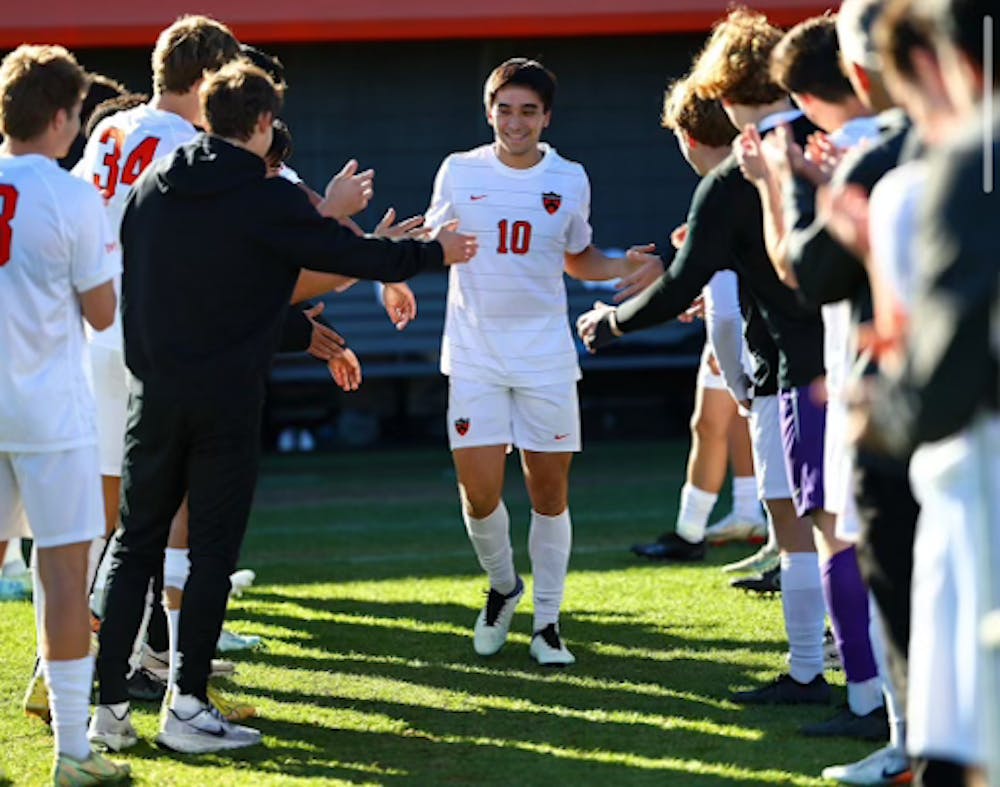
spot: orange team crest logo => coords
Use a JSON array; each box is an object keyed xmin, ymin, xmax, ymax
[
  {"xmin": 454, "ymin": 418, "xmax": 470, "ymax": 436},
  {"xmin": 542, "ymin": 192, "xmax": 561, "ymax": 214}
]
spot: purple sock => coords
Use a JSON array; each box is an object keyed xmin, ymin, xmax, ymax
[{"xmin": 821, "ymin": 546, "xmax": 878, "ymax": 682}]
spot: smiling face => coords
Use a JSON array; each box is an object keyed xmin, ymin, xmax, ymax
[{"xmin": 487, "ymin": 84, "xmax": 550, "ymax": 169}]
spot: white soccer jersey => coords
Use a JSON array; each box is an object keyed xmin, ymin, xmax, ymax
[
  {"xmin": 0, "ymin": 154, "xmax": 120, "ymax": 452},
  {"xmin": 426, "ymin": 143, "xmax": 593, "ymax": 386},
  {"xmin": 72, "ymin": 103, "xmax": 198, "ymax": 350}
]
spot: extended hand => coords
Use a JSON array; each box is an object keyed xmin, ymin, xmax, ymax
[
  {"xmin": 328, "ymin": 347, "xmax": 362, "ymax": 392},
  {"xmin": 320, "ymin": 159, "xmax": 375, "ymax": 219},
  {"xmin": 576, "ymin": 300, "xmax": 620, "ymax": 353},
  {"xmin": 432, "ymin": 219, "xmax": 478, "ymax": 265},
  {"xmin": 382, "ymin": 282, "xmax": 417, "ymax": 330},
  {"xmin": 303, "ymin": 302, "xmax": 346, "ymax": 360},
  {"xmin": 374, "ymin": 207, "xmax": 428, "ymax": 240},
  {"xmin": 615, "ymin": 246, "xmax": 664, "ymax": 303}
]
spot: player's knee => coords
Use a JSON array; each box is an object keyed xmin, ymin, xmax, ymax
[
  {"xmin": 461, "ymin": 489, "xmax": 502, "ymax": 520},
  {"xmin": 692, "ymin": 411, "xmax": 726, "ymax": 444}
]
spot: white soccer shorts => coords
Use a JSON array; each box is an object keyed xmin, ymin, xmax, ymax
[
  {"xmin": 696, "ymin": 343, "xmax": 728, "ymax": 392},
  {"xmin": 748, "ymin": 395, "xmax": 793, "ymax": 501},
  {"xmin": 0, "ymin": 445, "xmax": 104, "ymax": 548},
  {"xmin": 90, "ymin": 343, "xmax": 129, "ymax": 476},
  {"xmin": 447, "ymin": 377, "xmax": 581, "ymax": 452}
]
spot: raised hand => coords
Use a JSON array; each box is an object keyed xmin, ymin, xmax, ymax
[
  {"xmin": 431, "ymin": 219, "xmax": 478, "ymax": 265},
  {"xmin": 735, "ymin": 124, "xmax": 769, "ymax": 183},
  {"xmin": 373, "ymin": 207, "xmax": 428, "ymax": 240},
  {"xmin": 320, "ymin": 159, "xmax": 375, "ymax": 219}
]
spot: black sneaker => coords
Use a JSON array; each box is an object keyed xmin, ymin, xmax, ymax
[
  {"xmin": 800, "ymin": 705, "xmax": 889, "ymax": 741},
  {"xmin": 730, "ymin": 565, "xmax": 781, "ymax": 594},
  {"xmin": 126, "ymin": 666, "xmax": 166, "ymax": 702},
  {"xmin": 629, "ymin": 533, "xmax": 706, "ymax": 561},
  {"xmin": 731, "ymin": 673, "xmax": 831, "ymax": 705}
]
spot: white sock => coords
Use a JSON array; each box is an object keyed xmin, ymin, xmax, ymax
[
  {"xmin": 129, "ymin": 580, "xmax": 155, "ymax": 672},
  {"xmin": 780, "ymin": 552, "xmax": 825, "ymax": 683},
  {"xmin": 732, "ymin": 476, "xmax": 761, "ymax": 522},
  {"xmin": 869, "ymin": 593, "xmax": 906, "ymax": 748},
  {"xmin": 31, "ymin": 544, "xmax": 44, "ymax": 661},
  {"xmin": 163, "ymin": 548, "xmax": 190, "ymax": 592},
  {"xmin": 171, "ymin": 691, "xmax": 203, "ymax": 715},
  {"xmin": 43, "ymin": 656, "xmax": 93, "ymax": 761},
  {"xmin": 528, "ymin": 509, "xmax": 572, "ymax": 631},
  {"xmin": 2, "ymin": 537, "xmax": 23, "ymax": 568},
  {"xmin": 847, "ymin": 676, "xmax": 884, "ymax": 716},
  {"xmin": 675, "ymin": 484, "xmax": 716, "ymax": 542},
  {"xmin": 86, "ymin": 537, "xmax": 106, "ymax": 595},
  {"xmin": 167, "ymin": 608, "xmax": 181, "ymax": 691},
  {"xmin": 90, "ymin": 530, "xmax": 120, "ymax": 618},
  {"xmin": 463, "ymin": 501, "xmax": 516, "ymax": 595}
]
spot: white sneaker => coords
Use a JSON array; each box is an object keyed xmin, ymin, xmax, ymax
[
  {"xmin": 217, "ymin": 628, "xmax": 262, "ymax": 653},
  {"xmin": 720, "ymin": 540, "xmax": 780, "ymax": 574},
  {"xmin": 157, "ymin": 696, "xmax": 261, "ymax": 753},
  {"xmin": 228, "ymin": 569, "xmax": 256, "ymax": 598},
  {"xmin": 529, "ymin": 623, "xmax": 576, "ymax": 666},
  {"xmin": 473, "ymin": 576, "xmax": 524, "ymax": 656},
  {"xmin": 821, "ymin": 745, "xmax": 910, "ymax": 785},
  {"xmin": 140, "ymin": 645, "xmax": 235, "ymax": 681},
  {"xmin": 704, "ymin": 511, "xmax": 767, "ymax": 544},
  {"xmin": 88, "ymin": 704, "xmax": 139, "ymax": 752}
]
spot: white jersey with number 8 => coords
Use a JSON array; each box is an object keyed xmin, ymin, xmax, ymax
[
  {"xmin": 73, "ymin": 103, "xmax": 198, "ymax": 351},
  {"xmin": 0, "ymin": 154, "xmax": 120, "ymax": 451},
  {"xmin": 426, "ymin": 143, "xmax": 592, "ymax": 387}
]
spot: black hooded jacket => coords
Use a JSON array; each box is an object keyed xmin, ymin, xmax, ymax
[{"xmin": 121, "ymin": 134, "xmax": 443, "ymax": 394}]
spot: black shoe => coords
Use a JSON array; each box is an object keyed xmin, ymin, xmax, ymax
[
  {"xmin": 126, "ymin": 666, "xmax": 166, "ymax": 702},
  {"xmin": 800, "ymin": 705, "xmax": 889, "ymax": 741},
  {"xmin": 629, "ymin": 533, "xmax": 706, "ymax": 561},
  {"xmin": 730, "ymin": 565, "xmax": 781, "ymax": 594},
  {"xmin": 731, "ymin": 673, "xmax": 831, "ymax": 705}
]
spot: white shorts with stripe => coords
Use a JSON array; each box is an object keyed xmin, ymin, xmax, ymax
[
  {"xmin": 90, "ymin": 343, "xmax": 129, "ymax": 477},
  {"xmin": 748, "ymin": 395, "xmax": 792, "ymax": 501},
  {"xmin": 447, "ymin": 377, "xmax": 580, "ymax": 453},
  {"xmin": 0, "ymin": 445, "xmax": 104, "ymax": 548}
]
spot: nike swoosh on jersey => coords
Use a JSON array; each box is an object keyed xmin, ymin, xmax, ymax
[{"xmin": 470, "ymin": 194, "xmax": 487, "ymax": 201}]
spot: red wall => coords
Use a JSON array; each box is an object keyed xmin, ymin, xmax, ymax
[{"xmin": 0, "ymin": 0, "xmax": 835, "ymax": 48}]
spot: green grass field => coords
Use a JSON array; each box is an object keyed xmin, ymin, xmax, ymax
[{"xmin": 0, "ymin": 440, "xmax": 878, "ymax": 785}]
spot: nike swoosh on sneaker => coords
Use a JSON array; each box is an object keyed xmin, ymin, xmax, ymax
[{"xmin": 882, "ymin": 765, "xmax": 911, "ymax": 781}]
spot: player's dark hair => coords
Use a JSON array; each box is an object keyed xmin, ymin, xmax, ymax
[
  {"xmin": 84, "ymin": 92, "xmax": 150, "ymax": 139},
  {"xmin": 240, "ymin": 45, "xmax": 286, "ymax": 89},
  {"xmin": 202, "ymin": 60, "xmax": 284, "ymax": 142},
  {"xmin": 771, "ymin": 15, "xmax": 857, "ymax": 103},
  {"xmin": 691, "ymin": 7, "xmax": 787, "ymax": 106},
  {"xmin": 484, "ymin": 58, "xmax": 557, "ymax": 111},
  {"xmin": 0, "ymin": 45, "xmax": 88, "ymax": 141},
  {"xmin": 661, "ymin": 76, "xmax": 738, "ymax": 147},
  {"xmin": 875, "ymin": 0, "xmax": 938, "ymax": 84},
  {"xmin": 266, "ymin": 118, "xmax": 293, "ymax": 170},
  {"xmin": 152, "ymin": 15, "xmax": 240, "ymax": 95}
]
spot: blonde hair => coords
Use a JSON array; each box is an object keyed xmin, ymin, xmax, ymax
[
  {"xmin": 661, "ymin": 75, "xmax": 737, "ymax": 147},
  {"xmin": 691, "ymin": 7, "xmax": 786, "ymax": 106}
]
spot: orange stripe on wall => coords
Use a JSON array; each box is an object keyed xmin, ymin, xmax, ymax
[{"xmin": 0, "ymin": 2, "xmax": 835, "ymax": 48}]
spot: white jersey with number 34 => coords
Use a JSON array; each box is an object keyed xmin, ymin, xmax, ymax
[
  {"xmin": 73, "ymin": 103, "xmax": 198, "ymax": 351},
  {"xmin": 426, "ymin": 143, "xmax": 592, "ymax": 386}
]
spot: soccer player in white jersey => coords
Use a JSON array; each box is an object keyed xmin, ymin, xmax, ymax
[
  {"xmin": 425, "ymin": 58, "xmax": 662, "ymax": 665},
  {"xmin": 0, "ymin": 45, "xmax": 131, "ymax": 785}
]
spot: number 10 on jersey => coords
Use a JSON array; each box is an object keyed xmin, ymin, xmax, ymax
[{"xmin": 496, "ymin": 219, "xmax": 532, "ymax": 255}]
